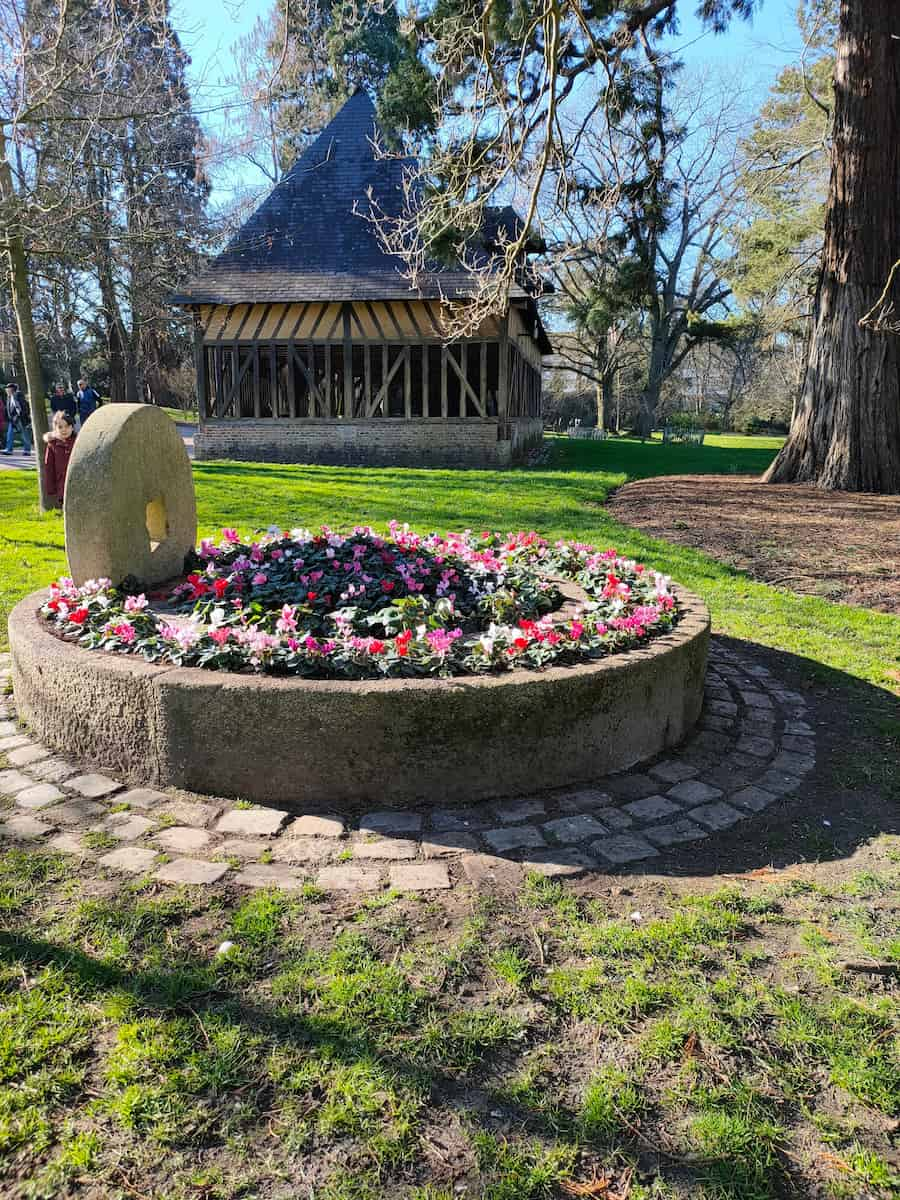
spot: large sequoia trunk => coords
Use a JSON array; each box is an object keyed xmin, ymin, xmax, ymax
[{"xmin": 764, "ymin": 2, "xmax": 900, "ymax": 492}]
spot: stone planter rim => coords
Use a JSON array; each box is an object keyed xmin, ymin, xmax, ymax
[
  {"xmin": 10, "ymin": 585, "xmax": 709, "ymax": 696},
  {"xmin": 9, "ymin": 585, "xmax": 710, "ymax": 808}
]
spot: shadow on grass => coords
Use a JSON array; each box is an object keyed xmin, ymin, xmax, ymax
[{"xmin": 0, "ymin": 927, "xmax": 804, "ymax": 1199}]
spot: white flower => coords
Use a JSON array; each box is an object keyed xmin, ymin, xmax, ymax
[
  {"xmin": 209, "ymin": 607, "xmax": 227, "ymax": 627},
  {"xmin": 630, "ymin": 911, "xmax": 643, "ymax": 924}
]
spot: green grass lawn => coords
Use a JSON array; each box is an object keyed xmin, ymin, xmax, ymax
[
  {"xmin": 1, "ymin": 433, "xmax": 898, "ymax": 1198},
  {"xmin": 0, "ymin": 843, "xmax": 897, "ymax": 1199},
  {"xmin": 159, "ymin": 405, "xmax": 198, "ymax": 424},
  {"xmin": 1, "ymin": 434, "xmax": 897, "ymax": 690}
]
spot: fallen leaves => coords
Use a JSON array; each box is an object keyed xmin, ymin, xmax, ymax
[{"xmin": 561, "ymin": 1167, "xmax": 633, "ymax": 1198}]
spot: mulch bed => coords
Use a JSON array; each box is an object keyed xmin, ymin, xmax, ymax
[{"xmin": 608, "ymin": 475, "xmax": 900, "ymax": 614}]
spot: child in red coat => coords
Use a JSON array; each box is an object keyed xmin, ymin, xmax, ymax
[{"xmin": 43, "ymin": 412, "xmax": 77, "ymax": 506}]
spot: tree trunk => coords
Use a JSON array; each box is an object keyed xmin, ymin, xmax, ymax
[
  {"xmin": 764, "ymin": 1, "xmax": 900, "ymax": 492},
  {"xmin": 0, "ymin": 127, "xmax": 50, "ymax": 509},
  {"xmin": 637, "ymin": 380, "xmax": 659, "ymax": 440}
]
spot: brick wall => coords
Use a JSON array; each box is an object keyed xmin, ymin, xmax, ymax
[{"xmin": 195, "ymin": 417, "xmax": 543, "ymax": 468}]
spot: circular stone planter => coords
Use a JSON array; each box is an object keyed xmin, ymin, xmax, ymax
[{"xmin": 9, "ymin": 588, "xmax": 709, "ymax": 809}]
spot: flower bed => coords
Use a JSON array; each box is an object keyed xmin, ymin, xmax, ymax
[{"xmin": 39, "ymin": 524, "xmax": 679, "ymax": 680}]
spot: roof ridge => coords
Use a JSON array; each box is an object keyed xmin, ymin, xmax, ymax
[{"xmin": 282, "ymin": 89, "xmax": 384, "ymax": 182}]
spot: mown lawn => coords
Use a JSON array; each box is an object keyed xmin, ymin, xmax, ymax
[
  {"xmin": 0, "ymin": 845, "xmax": 897, "ymax": 1199},
  {"xmin": 0, "ymin": 432, "xmax": 898, "ymax": 1198},
  {"xmin": 1, "ymin": 433, "xmax": 897, "ymax": 690}
]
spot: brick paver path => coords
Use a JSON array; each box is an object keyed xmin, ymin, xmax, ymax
[{"xmin": 0, "ymin": 642, "xmax": 816, "ymax": 893}]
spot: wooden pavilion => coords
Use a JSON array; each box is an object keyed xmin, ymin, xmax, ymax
[{"xmin": 172, "ymin": 91, "xmax": 550, "ymax": 467}]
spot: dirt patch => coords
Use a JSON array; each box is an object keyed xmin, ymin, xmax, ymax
[{"xmin": 608, "ymin": 475, "xmax": 900, "ymax": 613}]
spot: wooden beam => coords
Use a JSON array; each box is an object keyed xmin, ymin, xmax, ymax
[
  {"xmin": 348, "ymin": 303, "xmax": 367, "ymax": 339},
  {"xmin": 292, "ymin": 345, "xmax": 322, "ymax": 414},
  {"xmin": 288, "ymin": 304, "xmax": 308, "ymax": 339},
  {"xmin": 446, "ymin": 344, "xmax": 485, "ymax": 416},
  {"xmin": 223, "ymin": 346, "xmax": 254, "ymax": 414},
  {"xmin": 193, "ymin": 323, "xmax": 207, "ymax": 421},
  {"xmin": 252, "ymin": 344, "xmax": 261, "ymax": 418},
  {"xmin": 364, "ymin": 301, "xmax": 386, "ymax": 340},
  {"xmin": 383, "ymin": 301, "xmax": 405, "ymax": 339},
  {"xmin": 342, "ymin": 303, "xmax": 353, "ymax": 418},
  {"xmin": 249, "ymin": 304, "xmax": 272, "ymax": 341},
  {"xmin": 214, "ymin": 346, "xmax": 224, "ymax": 418},
  {"xmin": 309, "ymin": 303, "xmax": 328, "ymax": 338},
  {"xmin": 364, "ymin": 343, "xmax": 371, "ymax": 416},
  {"xmin": 403, "ymin": 345, "xmax": 411, "ymax": 418},
  {"xmin": 212, "ymin": 305, "xmax": 236, "ymax": 342},
  {"xmin": 440, "ymin": 346, "xmax": 448, "ymax": 417},
  {"xmin": 498, "ymin": 313, "xmax": 510, "ymax": 421},
  {"xmin": 422, "ymin": 343, "xmax": 429, "ymax": 417},
  {"xmin": 324, "ymin": 344, "xmax": 332, "ymax": 415},
  {"xmin": 269, "ymin": 343, "xmax": 277, "ymax": 416},
  {"xmin": 367, "ymin": 345, "xmax": 405, "ymax": 415},
  {"xmin": 233, "ymin": 305, "xmax": 255, "ymax": 341},
  {"xmin": 480, "ymin": 342, "xmax": 487, "ymax": 414},
  {"xmin": 286, "ymin": 345, "xmax": 296, "ymax": 418},
  {"xmin": 402, "ymin": 301, "xmax": 423, "ymax": 336}
]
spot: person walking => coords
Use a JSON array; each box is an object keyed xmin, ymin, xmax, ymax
[
  {"xmin": 42, "ymin": 411, "xmax": 77, "ymax": 506},
  {"xmin": 75, "ymin": 377, "xmax": 99, "ymax": 428},
  {"xmin": 2, "ymin": 382, "xmax": 32, "ymax": 455},
  {"xmin": 49, "ymin": 383, "xmax": 77, "ymax": 424}
]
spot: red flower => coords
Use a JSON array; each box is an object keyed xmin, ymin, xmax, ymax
[
  {"xmin": 213, "ymin": 577, "xmax": 229, "ymax": 598},
  {"xmin": 187, "ymin": 572, "xmax": 210, "ymax": 599},
  {"xmin": 70, "ymin": 607, "xmax": 89, "ymax": 625},
  {"xmin": 369, "ymin": 639, "xmax": 386, "ymax": 654},
  {"xmin": 306, "ymin": 591, "xmax": 318, "ymax": 602},
  {"xmin": 46, "ymin": 598, "xmax": 60, "ymax": 612},
  {"xmin": 395, "ymin": 629, "xmax": 412, "ymax": 657},
  {"xmin": 381, "ymin": 580, "xmax": 395, "ymax": 592},
  {"xmin": 513, "ymin": 636, "xmax": 529, "ymax": 651}
]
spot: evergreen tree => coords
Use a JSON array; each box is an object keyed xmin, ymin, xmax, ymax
[{"xmin": 232, "ymin": 0, "xmax": 434, "ymax": 181}]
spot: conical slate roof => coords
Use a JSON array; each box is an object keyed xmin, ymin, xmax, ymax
[{"xmin": 173, "ymin": 91, "xmax": 532, "ymax": 305}]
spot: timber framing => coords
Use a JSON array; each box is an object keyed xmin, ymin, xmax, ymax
[
  {"xmin": 194, "ymin": 299, "xmax": 541, "ymax": 425},
  {"xmin": 173, "ymin": 91, "xmax": 548, "ymax": 466}
]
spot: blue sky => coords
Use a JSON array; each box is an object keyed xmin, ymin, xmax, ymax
[{"xmin": 172, "ymin": 0, "xmax": 807, "ymax": 201}]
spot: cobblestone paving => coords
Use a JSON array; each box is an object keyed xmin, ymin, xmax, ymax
[{"xmin": 0, "ymin": 642, "xmax": 816, "ymax": 893}]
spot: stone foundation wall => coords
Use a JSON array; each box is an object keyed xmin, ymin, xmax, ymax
[
  {"xmin": 194, "ymin": 417, "xmax": 542, "ymax": 467},
  {"xmin": 507, "ymin": 417, "xmax": 544, "ymax": 457}
]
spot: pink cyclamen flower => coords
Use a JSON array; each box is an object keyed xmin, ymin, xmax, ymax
[
  {"xmin": 222, "ymin": 528, "xmax": 240, "ymax": 544},
  {"xmin": 276, "ymin": 604, "xmax": 297, "ymax": 633},
  {"xmin": 209, "ymin": 627, "xmax": 231, "ymax": 646},
  {"xmin": 252, "ymin": 573, "xmax": 268, "ymax": 586},
  {"xmin": 124, "ymin": 594, "xmax": 148, "ymax": 613},
  {"xmin": 112, "ymin": 621, "xmax": 136, "ymax": 644},
  {"xmin": 426, "ymin": 627, "xmax": 462, "ymax": 656}
]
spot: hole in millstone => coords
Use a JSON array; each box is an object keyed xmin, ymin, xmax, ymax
[{"xmin": 146, "ymin": 496, "xmax": 169, "ymax": 553}]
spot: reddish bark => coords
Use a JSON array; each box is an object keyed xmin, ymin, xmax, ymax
[{"xmin": 764, "ymin": 1, "xmax": 900, "ymax": 492}]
